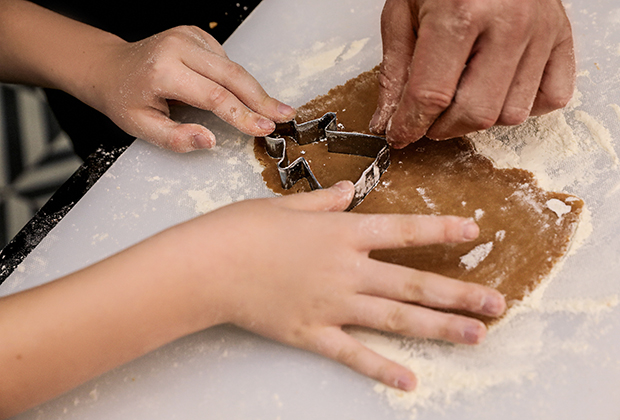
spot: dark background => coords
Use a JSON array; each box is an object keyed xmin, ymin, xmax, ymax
[{"xmin": 0, "ymin": 0, "xmax": 262, "ymax": 249}]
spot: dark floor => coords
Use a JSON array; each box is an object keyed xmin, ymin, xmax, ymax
[{"xmin": 0, "ymin": 84, "xmax": 82, "ymax": 249}]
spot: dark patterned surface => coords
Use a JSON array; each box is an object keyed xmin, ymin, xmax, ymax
[
  {"xmin": 0, "ymin": 1, "xmax": 262, "ymax": 283},
  {"xmin": 0, "ymin": 85, "xmax": 82, "ymax": 250}
]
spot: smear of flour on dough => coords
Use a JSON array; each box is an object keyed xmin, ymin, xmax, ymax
[
  {"xmin": 415, "ymin": 187, "xmax": 436, "ymax": 210},
  {"xmin": 546, "ymin": 198, "xmax": 572, "ymax": 224},
  {"xmin": 460, "ymin": 242, "xmax": 493, "ymax": 270}
]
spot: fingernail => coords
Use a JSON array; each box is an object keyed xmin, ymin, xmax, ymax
[
  {"xmin": 193, "ymin": 133, "xmax": 214, "ymax": 149},
  {"xmin": 277, "ymin": 103, "xmax": 296, "ymax": 118},
  {"xmin": 463, "ymin": 324, "xmax": 484, "ymax": 344},
  {"xmin": 257, "ymin": 117, "xmax": 275, "ymax": 131},
  {"xmin": 396, "ymin": 374, "xmax": 416, "ymax": 391},
  {"xmin": 332, "ymin": 180, "xmax": 353, "ymax": 193},
  {"xmin": 369, "ymin": 109, "xmax": 382, "ymax": 132},
  {"xmin": 462, "ymin": 220, "xmax": 479, "ymax": 241},
  {"xmin": 482, "ymin": 293, "xmax": 506, "ymax": 316}
]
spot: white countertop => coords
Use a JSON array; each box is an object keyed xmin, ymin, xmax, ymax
[{"xmin": 3, "ymin": 0, "xmax": 620, "ymax": 419}]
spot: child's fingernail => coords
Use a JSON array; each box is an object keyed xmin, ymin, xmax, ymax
[
  {"xmin": 462, "ymin": 220, "xmax": 479, "ymax": 240},
  {"xmin": 332, "ymin": 180, "xmax": 353, "ymax": 193},
  {"xmin": 463, "ymin": 324, "xmax": 484, "ymax": 344},
  {"xmin": 482, "ymin": 293, "xmax": 506, "ymax": 316},
  {"xmin": 277, "ymin": 103, "xmax": 296, "ymax": 118},
  {"xmin": 257, "ymin": 117, "xmax": 275, "ymax": 131},
  {"xmin": 396, "ymin": 374, "xmax": 416, "ymax": 391},
  {"xmin": 193, "ymin": 133, "xmax": 214, "ymax": 149}
]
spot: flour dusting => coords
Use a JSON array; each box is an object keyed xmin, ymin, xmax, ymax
[
  {"xmin": 356, "ymin": 82, "xmax": 618, "ymax": 416},
  {"xmin": 460, "ymin": 242, "xmax": 494, "ymax": 271}
]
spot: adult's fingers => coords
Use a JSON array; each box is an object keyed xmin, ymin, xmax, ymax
[
  {"xmin": 312, "ymin": 327, "xmax": 417, "ymax": 391},
  {"xmin": 369, "ymin": 0, "xmax": 416, "ymax": 135},
  {"xmin": 353, "ymin": 214, "xmax": 479, "ymax": 251},
  {"xmin": 385, "ymin": 4, "xmax": 478, "ymax": 148},
  {"xmin": 494, "ymin": 40, "xmax": 549, "ymax": 126},
  {"xmin": 360, "ymin": 260, "xmax": 506, "ymax": 317},
  {"xmin": 351, "ymin": 294, "xmax": 488, "ymax": 345},
  {"xmin": 530, "ymin": 34, "xmax": 576, "ymax": 116},
  {"xmin": 274, "ymin": 181, "xmax": 355, "ymax": 213},
  {"xmin": 425, "ymin": 18, "xmax": 530, "ymax": 140}
]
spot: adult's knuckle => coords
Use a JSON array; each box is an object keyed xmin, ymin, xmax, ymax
[
  {"xmin": 408, "ymin": 88, "xmax": 454, "ymax": 114},
  {"xmin": 498, "ymin": 105, "xmax": 530, "ymax": 126},
  {"xmin": 462, "ymin": 106, "xmax": 499, "ymax": 131},
  {"xmin": 544, "ymin": 91, "xmax": 573, "ymax": 110}
]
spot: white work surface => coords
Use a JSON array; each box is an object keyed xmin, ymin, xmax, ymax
[{"xmin": 3, "ymin": 0, "xmax": 620, "ymax": 418}]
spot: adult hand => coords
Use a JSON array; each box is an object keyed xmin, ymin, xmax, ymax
[
  {"xmin": 370, "ymin": 0, "xmax": 576, "ymax": 148},
  {"xmin": 87, "ymin": 26, "xmax": 295, "ymax": 152},
  {"xmin": 180, "ymin": 181, "xmax": 506, "ymax": 391}
]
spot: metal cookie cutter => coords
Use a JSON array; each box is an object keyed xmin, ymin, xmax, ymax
[{"xmin": 263, "ymin": 112, "xmax": 390, "ymax": 210}]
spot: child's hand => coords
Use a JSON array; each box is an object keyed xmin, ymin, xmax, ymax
[
  {"xmin": 173, "ymin": 181, "xmax": 506, "ymax": 392},
  {"xmin": 87, "ymin": 26, "xmax": 295, "ymax": 152},
  {"xmin": 0, "ymin": 181, "xmax": 506, "ymax": 415}
]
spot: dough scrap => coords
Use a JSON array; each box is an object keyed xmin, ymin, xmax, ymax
[{"xmin": 254, "ymin": 67, "xmax": 583, "ymax": 323}]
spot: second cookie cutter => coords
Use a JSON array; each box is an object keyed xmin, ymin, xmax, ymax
[{"xmin": 263, "ymin": 112, "xmax": 390, "ymax": 210}]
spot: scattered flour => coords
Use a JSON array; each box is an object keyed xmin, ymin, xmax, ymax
[
  {"xmin": 415, "ymin": 187, "xmax": 436, "ymax": 211},
  {"xmin": 357, "ymin": 86, "xmax": 618, "ymax": 417},
  {"xmin": 466, "ymin": 92, "xmax": 619, "ymax": 192},
  {"xmin": 276, "ymin": 38, "xmax": 375, "ymax": 102},
  {"xmin": 573, "ymin": 110, "xmax": 620, "ymax": 165},
  {"xmin": 459, "ymin": 242, "xmax": 494, "ymax": 271},
  {"xmin": 609, "ymin": 103, "xmax": 620, "ymax": 121}
]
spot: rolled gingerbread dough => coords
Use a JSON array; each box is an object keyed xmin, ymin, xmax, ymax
[{"xmin": 254, "ymin": 67, "xmax": 583, "ymax": 323}]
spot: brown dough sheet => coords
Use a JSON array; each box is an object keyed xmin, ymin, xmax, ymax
[{"xmin": 254, "ymin": 67, "xmax": 583, "ymax": 324}]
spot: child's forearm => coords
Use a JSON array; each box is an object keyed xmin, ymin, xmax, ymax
[
  {"xmin": 0, "ymin": 228, "xmax": 217, "ymax": 419},
  {"xmin": 0, "ymin": 0, "xmax": 124, "ymax": 99}
]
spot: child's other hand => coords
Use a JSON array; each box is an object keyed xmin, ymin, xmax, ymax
[
  {"xmin": 173, "ymin": 181, "xmax": 506, "ymax": 392},
  {"xmin": 90, "ymin": 26, "xmax": 295, "ymax": 152}
]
